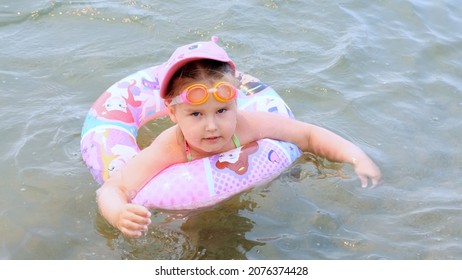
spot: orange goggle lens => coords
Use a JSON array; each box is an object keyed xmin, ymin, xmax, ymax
[{"xmin": 170, "ymin": 82, "xmax": 237, "ymax": 105}]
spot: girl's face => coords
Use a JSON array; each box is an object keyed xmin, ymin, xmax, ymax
[{"xmin": 168, "ymin": 81, "xmax": 238, "ymax": 156}]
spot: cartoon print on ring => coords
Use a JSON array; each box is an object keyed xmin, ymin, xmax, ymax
[{"xmin": 215, "ymin": 142, "xmax": 259, "ymax": 175}]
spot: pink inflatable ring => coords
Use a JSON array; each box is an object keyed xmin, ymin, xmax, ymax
[{"xmin": 81, "ymin": 66, "xmax": 301, "ymax": 210}]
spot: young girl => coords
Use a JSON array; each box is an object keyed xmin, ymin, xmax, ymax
[{"xmin": 97, "ymin": 37, "xmax": 381, "ymax": 237}]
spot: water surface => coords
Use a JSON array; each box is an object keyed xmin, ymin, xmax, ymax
[{"xmin": 1, "ymin": 0, "xmax": 462, "ymax": 259}]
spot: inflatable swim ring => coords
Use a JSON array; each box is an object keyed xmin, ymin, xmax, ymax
[{"xmin": 81, "ymin": 66, "xmax": 302, "ymax": 210}]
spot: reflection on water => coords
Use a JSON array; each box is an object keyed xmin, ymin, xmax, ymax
[
  {"xmin": 2, "ymin": 0, "xmax": 462, "ymax": 259},
  {"xmin": 96, "ymin": 195, "xmax": 265, "ymax": 260}
]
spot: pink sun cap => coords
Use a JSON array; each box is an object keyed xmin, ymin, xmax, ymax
[{"xmin": 158, "ymin": 36, "xmax": 236, "ymax": 98}]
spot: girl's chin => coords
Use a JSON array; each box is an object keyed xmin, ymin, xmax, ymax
[{"xmin": 198, "ymin": 141, "xmax": 227, "ymax": 154}]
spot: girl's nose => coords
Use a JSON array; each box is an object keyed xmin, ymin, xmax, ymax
[{"xmin": 205, "ymin": 115, "xmax": 218, "ymax": 131}]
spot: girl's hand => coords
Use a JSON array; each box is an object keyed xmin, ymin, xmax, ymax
[
  {"xmin": 116, "ymin": 203, "xmax": 152, "ymax": 237},
  {"xmin": 353, "ymin": 156, "xmax": 382, "ymax": 188}
]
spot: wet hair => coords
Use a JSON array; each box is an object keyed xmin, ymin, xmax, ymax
[{"xmin": 165, "ymin": 59, "xmax": 237, "ymax": 98}]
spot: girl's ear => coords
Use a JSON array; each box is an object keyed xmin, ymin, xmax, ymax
[{"xmin": 165, "ymin": 100, "xmax": 178, "ymax": 123}]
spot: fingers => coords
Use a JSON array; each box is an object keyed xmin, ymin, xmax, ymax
[
  {"xmin": 370, "ymin": 174, "xmax": 381, "ymax": 188},
  {"xmin": 353, "ymin": 157, "xmax": 382, "ymax": 189},
  {"xmin": 358, "ymin": 172, "xmax": 382, "ymax": 189},
  {"xmin": 118, "ymin": 204, "xmax": 152, "ymax": 237},
  {"xmin": 369, "ymin": 165, "xmax": 382, "ymax": 188},
  {"xmin": 359, "ymin": 175, "xmax": 369, "ymax": 188},
  {"xmin": 371, "ymin": 174, "xmax": 383, "ymax": 188}
]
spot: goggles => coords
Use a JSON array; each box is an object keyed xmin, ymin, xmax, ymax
[{"xmin": 169, "ymin": 82, "xmax": 237, "ymax": 105}]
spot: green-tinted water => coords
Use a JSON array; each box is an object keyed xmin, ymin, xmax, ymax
[{"xmin": 1, "ymin": 0, "xmax": 462, "ymax": 259}]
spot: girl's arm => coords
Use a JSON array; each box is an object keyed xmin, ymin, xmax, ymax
[
  {"xmin": 295, "ymin": 122, "xmax": 381, "ymax": 188},
  {"xmin": 238, "ymin": 111, "xmax": 381, "ymax": 187},
  {"xmin": 97, "ymin": 126, "xmax": 184, "ymax": 237}
]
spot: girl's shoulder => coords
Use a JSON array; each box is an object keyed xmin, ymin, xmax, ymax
[
  {"xmin": 146, "ymin": 125, "xmax": 186, "ymax": 161},
  {"xmin": 235, "ymin": 111, "xmax": 283, "ymax": 143},
  {"xmin": 237, "ymin": 110, "xmax": 294, "ymax": 129},
  {"xmin": 236, "ymin": 110, "xmax": 308, "ymax": 145}
]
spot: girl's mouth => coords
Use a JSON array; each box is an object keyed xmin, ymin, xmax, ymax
[{"xmin": 204, "ymin": 136, "xmax": 221, "ymax": 143}]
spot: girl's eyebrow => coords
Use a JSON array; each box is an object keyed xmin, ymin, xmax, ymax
[
  {"xmin": 182, "ymin": 105, "xmax": 202, "ymax": 112},
  {"xmin": 182, "ymin": 107, "xmax": 203, "ymax": 114},
  {"xmin": 182, "ymin": 104, "xmax": 223, "ymax": 113}
]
